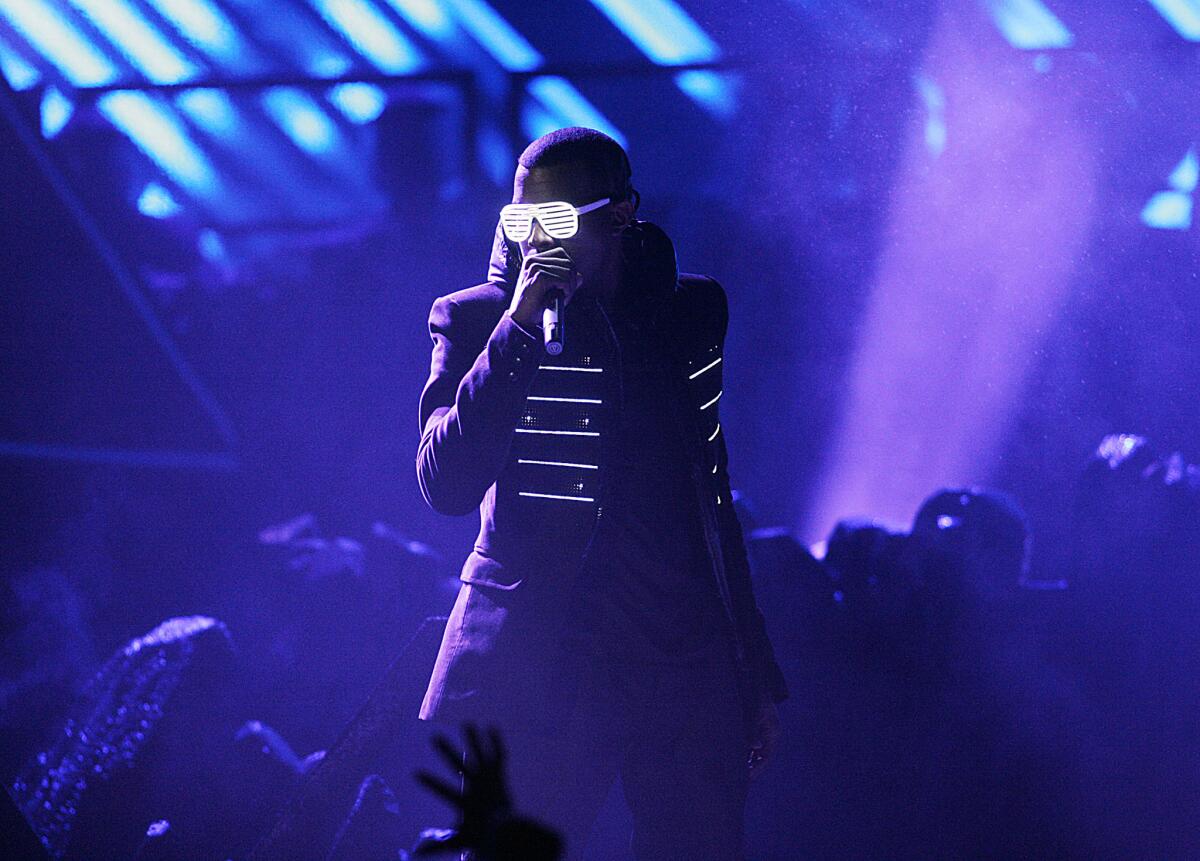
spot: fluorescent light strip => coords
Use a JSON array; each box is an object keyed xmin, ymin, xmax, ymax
[
  {"xmin": 262, "ymin": 86, "xmax": 339, "ymax": 155},
  {"xmin": 98, "ymin": 91, "xmax": 218, "ymax": 194},
  {"xmin": 68, "ymin": 0, "xmax": 199, "ymax": 84},
  {"xmin": 707, "ymin": 422, "xmax": 720, "ymax": 442},
  {"xmin": 175, "ymin": 87, "xmax": 342, "ymax": 217},
  {"xmin": 308, "ymin": 0, "xmax": 424, "ymax": 73},
  {"xmin": 328, "ymin": 81, "xmax": 387, "ymax": 123},
  {"xmin": 0, "ymin": 0, "xmax": 120, "ymax": 86},
  {"xmin": 175, "ymin": 87, "xmax": 238, "ymax": 136},
  {"xmin": 699, "ymin": 390, "xmax": 722, "ymax": 411},
  {"xmin": 586, "ymin": 0, "xmax": 718, "ymax": 65},
  {"xmin": 441, "ymin": 0, "xmax": 541, "ymax": 71},
  {"xmin": 518, "ymin": 459, "xmax": 598, "ymax": 469},
  {"xmin": 382, "ymin": 0, "xmax": 456, "ymax": 41},
  {"xmin": 437, "ymin": 1, "xmax": 628, "ymax": 151},
  {"xmin": 526, "ymin": 76, "xmax": 627, "ymax": 149},
  {"xmin": 1141, "ymin": 191, "xmax": 1193, "ymax": 230},
  {"xmin": 137, "ymin": 182, "xmax": 181, "ymax": 217},
  {"xmin": 1148, "ymin": 0, "xmax": 1200, "ymax": 41},
  {"xmin": 981, "ymin": 0, "xmax": 1073, "ymax": 50},
  {"xmin": 527, "ymin": 395, "xmax": 603, "ymax": 404},
  {"xmin": 1169, "ymin": 148, "xmax": 1198, "ymax": 193},
  {"xmin": 674, "ymin": 69, "xmax": 737, "ymax": 119},
  {"xmin": 586, "ymin": 0, "xmax": 736, "ymax": 117},
  {"xmin": 688, "ymin": 356, "xmax": 722, "ymax": 380},
  {"xmin": 515, "ymin": 429, "xmax": 600, "ymax": 437},
  {"xmin": 538, "ymin": 364, "xmax": 603, "ymax": 373},
  {"xmin": 146, "ymin": 0, "xmax": 253, "ymax": 69},
  {"xmin": 40, "ymin": 86, "xmax": 73, "ymax": 138},
  {"xmin": 0, "ymin": 34, "xmax": 41, "ymax": 90},
  {"xmin": 519, "ymin": 491, "xmax": 595, "ymax": 502}
]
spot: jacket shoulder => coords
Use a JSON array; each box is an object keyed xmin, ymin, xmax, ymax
[
  {"xmin": 428, "ymin": 282, "xmax": 510, "ymax": 334},
  {"xmin": 674, "ymin": 273, "xmax": 728, "ymax": 338},
  {"xmin": 439, "ymin": 281, "xmax": 510, "ymax": 307}
]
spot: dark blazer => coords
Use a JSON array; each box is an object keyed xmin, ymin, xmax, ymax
[{"xmin": 416, "ymin": 219, "xmax": 787, "ymax": 728}]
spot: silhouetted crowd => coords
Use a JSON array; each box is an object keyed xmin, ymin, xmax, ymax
[{"xmin": 6, "ymin": 433, "xmax": 1200, "ymax": 859}]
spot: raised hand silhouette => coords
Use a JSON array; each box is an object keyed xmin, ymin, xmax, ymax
[{"xmin": 413, "ymin": 723, "xmax": 562, "ymax": 861}]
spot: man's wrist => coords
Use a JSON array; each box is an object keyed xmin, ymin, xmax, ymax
[{"xmin": 504, "ymin": 308, "xmax": 541, "ymax": 340}]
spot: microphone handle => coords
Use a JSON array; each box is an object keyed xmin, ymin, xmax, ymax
[{"xmin": 543, "ymin": 290, "xmax": 564, "ymax": 355}]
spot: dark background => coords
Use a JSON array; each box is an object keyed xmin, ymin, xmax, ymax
[{"xmin": 2, "ymin": 0, "xmax": 1197, "ymax": 855}]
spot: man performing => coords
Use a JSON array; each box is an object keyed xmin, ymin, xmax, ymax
[{"xmin": 415, "ymin": 126, "xmax": 787, "ymax": 860}]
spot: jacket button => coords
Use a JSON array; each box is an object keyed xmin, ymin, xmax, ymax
[{"xmin": 508, "ymin": 370, "xmax": 519, "ymax": 380}]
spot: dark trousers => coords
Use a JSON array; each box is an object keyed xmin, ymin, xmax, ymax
[{"xmin": 499, "ymin": 639, "xmax": 749, "ymax": 861}]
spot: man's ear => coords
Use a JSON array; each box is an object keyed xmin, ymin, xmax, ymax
[{"xmin": 610, "ymin": 198, "xmax": 635, "ymax": 234}]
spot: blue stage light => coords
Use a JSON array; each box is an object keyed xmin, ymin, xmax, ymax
[
  {"xmin": 383, "ymin": 0, "xmax": 456, "ymax": 41},
  {"xmin": 262, "ymin": 86, "xmax": 340, "ymax": 155},
  {"xmin": 586, "ymin": 0, "xmax": 734, "ymax": 118},
  {"xmin": 982, "ymin": 0, "xmax": 1073, "ymax": 50},
  {"xmin": 223, "ymin": 0, "xmax": 353, "ymax": 78},
  {"xmin": 307, "ymin": 0, "xmax": 425, "ymax": 73},
  {"xmin": 67, "ymin": 0, "xmax": 199, "ymax": 84},
  {"xmin": 137, "ymin": 182, "xmax": 182, "ymax": 218},
  {"xmin": 309, "ymin": 51, "xmax": 353, "ymax": 78},
  {"xmin": 1141, "ymin": 191, "xmax": 1193, "ymax": 230},
  {"xmin": 526, "ymin": 76, "xmax": 627, "ymax": 148},
  {"xmin": 175, "ymin": 88, "xmax": 348, "ymax": 221},
  {"xmin": 40, "ymin": 85, "xmax": 73, "ymax": 138},
  {"xmin": 521, "ymin": 99, "xmax": 561, "ymax": 144},
  {"xmin": 441, "ymin": 0, "xmax": 540, "ymax": 71},
  {"xmin": 674, "ymin": 69, "xmax": 737, "ymax": 119},
  {"xmin": 175, "ymin": 87, "xmax": 238, "ymax": 137},
  {"xmin": 99, "ymin": 91, "xmax": 219, "ymax": 195},
  {"xmin": 915, "ymin": 74, "xmax": 947, "ymax": 157},
  {"xmin": 145, "ymin": 0, "xmax": 254, "ymax": 70},
  {"xmin": 586, "ymin": 0, "xmax": 718, "ymax": 65},
  {"xmin": 0, "ymin": 35, "xmax": 41, "ymax": 90},
  {"xmin": 436, "ymin": 0, "xmax": 625, "ymax": 147},
  {"xmin": 1168, "ymin": 148, "xmax": 1198, "ymax": 193},
  {"xmin": 329, "ymin": 81, "xmax": 387, "ymax": 123},
  {"xmin": 478, "ymin": 123, "xmax": 512, "ymax": 186},
  {"xmin": 1147, "ymin": 0, "xmax": 1200, "ymax": 41},
  {"xmin": 0, "ymin": 0, "xmax": 119, "ymax": 86},
  {"xmin": 198, "ymin": 227, "xmax": 226, "ymax": 261}
]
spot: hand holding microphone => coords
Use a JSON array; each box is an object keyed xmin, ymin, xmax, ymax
[
  {"xmin": 542, "ymin": 289, "xmax": 565, "ymax": 355},
  {"xmin": 506, "ymin": 247, "xmax": 582, "ymax": 354}
]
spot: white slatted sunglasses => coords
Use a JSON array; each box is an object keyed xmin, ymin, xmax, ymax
[{"xmin": 499, "ymin": 197, "xmax": 611, "ymax": 242}]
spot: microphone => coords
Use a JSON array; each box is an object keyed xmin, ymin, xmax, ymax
[{"xmin": 543, "ymin": 289, "xmax": 564, "ymax": 355}]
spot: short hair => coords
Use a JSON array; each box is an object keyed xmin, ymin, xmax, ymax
[{"xmin": 518, "ymin": 126, "xmax": 638, "ymax": 207}]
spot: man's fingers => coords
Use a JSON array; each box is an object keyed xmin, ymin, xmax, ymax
[
  {"xmin": 415, "ymin": 769, "xmax": 464, "ymax": 806},
  {"xmin": 526, "ymin": 247, "xmax": 571, "ymax": 263},
  {"xmin": 464, "ymin": 722, "xmax": 486, "ymax": 767},
  {"xmin": 527, "ymin": 270, "xmax": 576, "ymax": 300},
  {"xmin": 431, "ymin": 735, "xmax": 465, "ymax": 772},
  {"xmin": 523, "ymin": 263, "xmax": 572, "ymax": 283},
  {"xmin": 525, "ymin": 256, "xmax": 571, "ymax": 271},
  {"xmin": 487, "ymin": 725, "xmax": 506, "ymax": 765}
]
